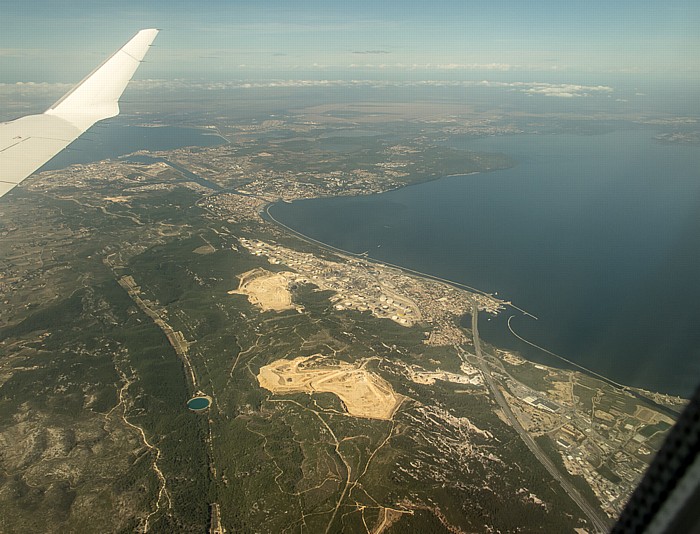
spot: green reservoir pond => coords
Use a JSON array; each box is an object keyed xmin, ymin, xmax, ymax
[{"xmin": 187, "ymin": 396, "xmax": 211, "ymax": 411}]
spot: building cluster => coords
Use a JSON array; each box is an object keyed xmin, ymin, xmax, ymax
[
  {"xmin": 239, "ymin": 238, "xmax": 421, "ymax": 326},
  {"xmin": 146, "ymin": 141, "xmax": 413, "ymax": 202},
  {"xmin": 237, "ymin": 169, "xmax": 404, "ymax": 202},
  {"xmin": 499, "ymin": 362, "xmax": 673, "ymax": 518},
  {"xmin": 403, "ymin": 363, "xmax": 483, "ymax": 387},
  {"xmin": 237, "ymin": 237, "xmax": 504, "ymax": 347},
  {"xmin": 203, "ymin": 193, "xmax": 267, "ymax": 223}
]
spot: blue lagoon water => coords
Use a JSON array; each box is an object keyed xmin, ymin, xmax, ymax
[
  {"xmin": 39, "ymin": 122, "xmax": 223, "ymax": 172},
  {"xmin": 270, "ymin": 131, "xmax": 700, "ymax": 396}
]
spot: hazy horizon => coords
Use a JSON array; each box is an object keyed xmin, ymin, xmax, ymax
[{"xmin": 2, "ymin": 0, "xmax": 698, "ymax": 83}]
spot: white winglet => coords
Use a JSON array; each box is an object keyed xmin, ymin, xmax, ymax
[
  {"xmin": 0, "ymin": 29, "xmax": 158, "ymax": 198},
  {"xmin": 45, "ymin": 29, "xmax": 159, "ymax": 130}
]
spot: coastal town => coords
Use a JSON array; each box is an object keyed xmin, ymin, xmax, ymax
[{"xmin": 237, "ymin": 237, "xmax": 503, "ymax": 343}]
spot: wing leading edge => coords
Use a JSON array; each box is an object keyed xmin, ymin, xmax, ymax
[{"xmin": 0, "ymin": 29, "xmax": 159, "ymax": 198}]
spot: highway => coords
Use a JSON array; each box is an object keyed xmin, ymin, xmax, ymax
[{"xmin": 467, "ymin": 301, "xmax": 610, "ymax": 533}]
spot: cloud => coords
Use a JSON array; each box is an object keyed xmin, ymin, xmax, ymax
[
  {"xmin": 403, "ymin": 63, "xmax": 565, "ymax": 72},
  {"xmin": 0, "ymin": 48, "xmax": 45, "ymax": 58},
  {"xmin": 352, "ymin": 50, "xmax": 390, "ymax": 55},
  {"xmin": 433, "ymin": 63, "xmax": 515, "ymax": 71},
  {"xmin": 0, "ymin": 79, "xmax": 613, "ymax": 102},
  {"xmin": 522, "ymin": 87, "xmax": 577, "ymax": 97},
  {"xmin": 122, "ymin": 79, "xmax": 612, "ymax": 98},
  {"xmin": 0, "ymin": 81, "xmax": 71, "ymax": 90},
  {"xmin": 464, "ymin": 81, "xmax": 612, "ymax": 98},
  {"xmin": 518, "ymin": 83, "xmax": 613, "ymax": 98}
]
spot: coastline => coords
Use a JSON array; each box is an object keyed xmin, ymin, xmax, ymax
[{"xmin": 262, "ymin": 199, "xmax": 686, "ymax": 413}]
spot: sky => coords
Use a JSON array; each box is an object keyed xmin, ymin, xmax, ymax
[{"xmin": 1, "ymin": 0, "xmax": 699, "ymax": 83}]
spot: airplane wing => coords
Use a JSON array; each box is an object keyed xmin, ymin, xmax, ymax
[{"xmin": 0, "ymin": 28, "xmax": 159, "ymax": 198}]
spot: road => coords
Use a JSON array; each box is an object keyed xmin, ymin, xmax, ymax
[{"xmin": 468, "ymin": 301, "xmax": 610, "ymax": 533}]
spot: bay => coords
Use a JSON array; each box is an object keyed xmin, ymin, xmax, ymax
[
  {"xmin": 270, "ymin": 130, "xmax": 700, "ymax": 397},
  {"xmin": 39, "ymin": 122, "xmax": 224, "ymax": 172}
]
